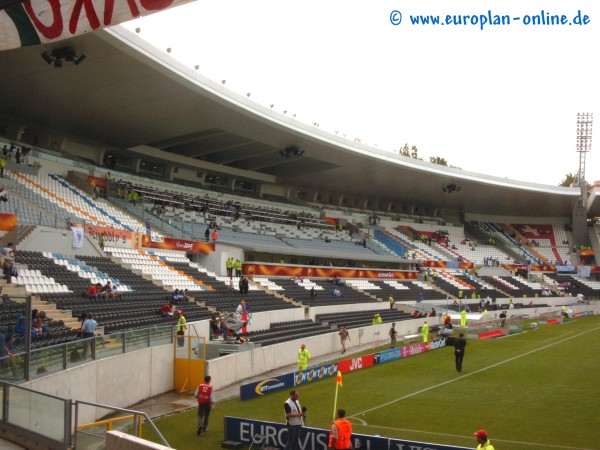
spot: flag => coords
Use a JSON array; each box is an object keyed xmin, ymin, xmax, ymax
[
  {"xmin": 336, "ymin": 371, "xmax": 342, "ymax": 387},
  {"xmin": 71, "ymin": 226, "xmax": 84, "ymax": 249}
]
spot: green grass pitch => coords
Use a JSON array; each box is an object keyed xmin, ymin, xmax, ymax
[{"xmin": 144, "ymin": 315, "xmax": 600, "ymax": 450}]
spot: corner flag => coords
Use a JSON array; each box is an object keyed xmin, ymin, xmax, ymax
[{"xmin": 333, "ymin": 370, "xmax": 343, "ymax": 420}]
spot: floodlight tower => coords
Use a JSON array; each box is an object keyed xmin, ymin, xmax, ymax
[
  {"xmin": 576, "ymin": 112, "xmax": 593, "ymax": 200},
  {"xmin": 572, "ymin": 112, "xmax": 593, "ymax": 252}
]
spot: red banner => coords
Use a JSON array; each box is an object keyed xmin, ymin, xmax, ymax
[
  {"xmin": 0, "ymin": 213, "xmax": 17, "ymax": 231},
  {"xmin": 242, "ymin": 264, "xmax": 417, "ymax": 279},
  {"xmin": 86, "ymin": 175, "xmax": 107, "ymax": 190},
  {"xmin": 141, "ymin": 234, "xmax": 214, "ymax": 254},
  {"xmin": 0, "ymin": 0, "xmax": 195, "ymax": 51},
  {"xmin": 338, "ymin": 355, "xmax": 374, "ymax": 374},
  {"xmin": 529, "ymin": 265, "xmax": 556, "ymax": 272},
  {"xmin": 423, "ymin": 260, "xmax": 474, "ymax": 270}
]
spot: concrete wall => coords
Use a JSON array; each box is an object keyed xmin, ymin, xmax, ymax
[
  {"xmin": 19, "ymin": 226, "xmax": 102, "ymax": 257},
  {"xmin": 22, "ymin": 344, "xmax": 174, "ymax": 425},
  {"xmin": 206, "ymin": 318, "xmax": 427, "ymax": 391}
]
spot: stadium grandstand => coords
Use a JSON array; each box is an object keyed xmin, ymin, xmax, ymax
[{"xmin": 1, "ymin": 14, "xmax": 600, "ymax": 450}]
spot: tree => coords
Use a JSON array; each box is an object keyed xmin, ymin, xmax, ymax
[
  {"xmin": 559, "ymin": 173, "xmax": 577, "ymax": 187},
  {"xmin": 429, "ymin": 156, "xmax": 448, "ymax": 166},
  {"xmin": 397, "ymin": 143, "xmax": 421, "ymax": 160},
  {"xmin": 560, "ymin": 172, "xmax": 592, "ymax": 191}
]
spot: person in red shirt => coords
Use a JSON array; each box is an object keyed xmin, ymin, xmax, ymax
[
  {"xmin": 194, "ymin": 375, "xmax": 215, "ymax": 435},
  {"xmin": 87, "ymin": 283, "xmax": 101, "ymax": 300}
]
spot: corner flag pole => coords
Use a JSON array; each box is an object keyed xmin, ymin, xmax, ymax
[{"xmin": 333, "ymin": 371, "xmax": 342, "ymax": 420}]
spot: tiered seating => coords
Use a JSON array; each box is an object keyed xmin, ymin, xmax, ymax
[
  {"xmin": 374, "ymin": 228, "xmax": 445, "ymax": 261},
  {"xmin": 315, "ymin": 309, "xmax": 413, "ymax": 329},
  {"xmin": 279, "ymin": 237, "xmax": 377, "ymax": 255},
  {"xmin": 276, "ymin": 278, "xmax": 377, "ymax": 306},
  {"xmin": 245, "ymin": 319, "xmax": 332, "ymax": 347},
  {"xmin": 8, "ymin": 172, "xmax": 144, "ymax": 231},
  {"xmin": 472, "ymin": 221, "xmax": 539, "ymax": 263},
  {"xmin": 106, "ymin": 248, "xmax": 211, "ymax": 291},
  {"xmin": 2, "ymin": 178, "xmax": 81, "ymax": 226},
  {"xmin": 545, "ymin": 273, "xmax": 600, "ymax": 298},
  {"xmin": 480, "ymin": 276, "xmax": 544, "ymax": 298},
  {"xmin": 14, "ymin": 250, "xmax": 213, "ymax": 336},
  {"xmin": 441, "ymin": 227, "xmax": 513, "ymax": 265},
  {"xmin": 117, "ymin": 179, "xmax": 332, "ymax": 230},
  {"xmin": 371, "ymin": 280, "xmax": 446, "ymax": 302},
  {"xmin": 512, "ymin": 223, "xmax": 570, "ymax": 264}
]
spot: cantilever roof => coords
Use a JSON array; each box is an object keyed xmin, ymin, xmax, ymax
[{"xmin": 0, "ymin": 26, "xmax": 582, "ymax": 217}]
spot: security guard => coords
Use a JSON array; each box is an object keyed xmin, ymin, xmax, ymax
[
  {"xmin": 328, "ymin": 409, "xmax": 352, "ymax": 450},
  {"xmin": 460, "ymin": 308, "xmax": 467, "ymax": 327},
  {"xmin": 297, "ymin": 344, "xmax": 310, "ymax": 371},
  {"xmin": 421, "ymin": 320, "xmax": 429, "ymax": 343},
  {"xmin": 473, "ymin": 429, "xmax": 495, "ymax": 450},
  {"xmin": 225, "ymin": 258, "xmax": 234, "ymax": 277}
]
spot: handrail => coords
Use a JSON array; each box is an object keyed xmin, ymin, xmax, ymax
[{"xmin": 74, "ymin": 400, "xmax": 171, "ymax": 448}]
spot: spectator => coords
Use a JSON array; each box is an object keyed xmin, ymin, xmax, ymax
[
  {"xmin": 80, "ymin": 313, "xmax": 98, "ymax": 358},
  {"xmin": 171, "ymin": 288, "xmax": 184, "ymax": 304},
  {"xmin": 101, "ymin": 281, "xmax": 121, "ymax": 300},
  {"xmin": 183, "ymin": 289, "xmax": 194, "ymax": 303},
  {"xmin": 14, "ymin": 314, "xmax": 26, "ymax": 335},
  {"xmin": 87, "ymin": 283, "xmax": 102, "ymax": 300},
  {"xmin": 2, "ymin": 243, "xmax": 17, "ymax": 283},
  {"xmin": 0, "ymin": 188, "xmax": 8, "ymax": 202},
  {"xmin": 159, "ymin": 302, "xmax": 174, "ymax": 317}
]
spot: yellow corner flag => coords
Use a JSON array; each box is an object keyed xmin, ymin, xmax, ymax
[{"xmin": 333, "ymin": 370, "xmax": 343, "ymax": 420}]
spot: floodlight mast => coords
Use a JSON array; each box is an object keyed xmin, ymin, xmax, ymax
[{"xmin": 576, "ymin": 112, "xmax": 593, "ymax": 200}]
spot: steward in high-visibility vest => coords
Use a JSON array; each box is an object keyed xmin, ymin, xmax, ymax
[
  {"xmin": 297, "ymin": 344, "xmax": 310, "ymax": 370},
  {"xmin": 460, "ymin": 309, "xmax": 467, "ymax": 327},
  {"xmin": 328, "ymin": 409, "xmax": 352, "ymax": 449},
  {"xmin": 421, "ymin": 321, "xmax": 429, "ymax": 343}
]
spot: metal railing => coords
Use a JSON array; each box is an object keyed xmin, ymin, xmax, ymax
[
  {"xmin": 0, "ymin": 325, "xmax": 174, "ymax": 383},
  {"xmin": 0, "ymin": 382, "xmax": 171, "ymax": 449}
]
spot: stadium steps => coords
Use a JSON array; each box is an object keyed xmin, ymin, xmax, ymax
[{"xmin": 0, "ymin": 280, "xmax": 81, "ymax": 329}]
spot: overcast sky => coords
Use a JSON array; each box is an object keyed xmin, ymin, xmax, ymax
[{"xmin": 121, "ymin": 0, "xmax": 599, "ymax": 186}]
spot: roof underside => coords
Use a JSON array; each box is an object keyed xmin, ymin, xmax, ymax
[{"xmin": 0, "ymin": 27, "xmax": 583, "ymax": 217}]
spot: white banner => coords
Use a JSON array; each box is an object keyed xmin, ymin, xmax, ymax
[
  {"xmin": 71, "ymin": 225, "xmax": 84, "ymax": 248},
  {"xmin": 577, "ymin": 265, "xmax": 591, "ymax": 278}
]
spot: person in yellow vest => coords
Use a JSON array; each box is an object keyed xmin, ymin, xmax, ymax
[
  {"xmin": 473, "ymin": 429, "xmax": 495, "ymax": 450},
  {"xmin": 460, "ymin": 309, "xmax": 467, "ymax": 327},
  {"xmin": 176, "ymin": 310, "xmax": 187, "ymax": 347},
  {"xmin": 297, "ymin": 344, "xmax": 310, "ymax": 371},
  {"xmin": 328, "ymin": 409, "xmax": 352, "ymax": 450},
  {"xmin": 372, "ymin": 314, "xmax": 382, "ymax": 325},
  {"xmin": 421, "ymin": 321, "xmax": 429, "ymax": 343},
  {"xmin": 0, "ymin": 154, "xmax": 6, "ymax": 178},
  {"xmin": 225, "ymin": 258, "xmax": 233, "ymax": 277},
  {"xmin": 388, "ymin": 295, "xmax": 395, "ymax": 310},
  {"xmin": 234, "ymin": 259, "xmax": 242, "ymax": 277}
]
